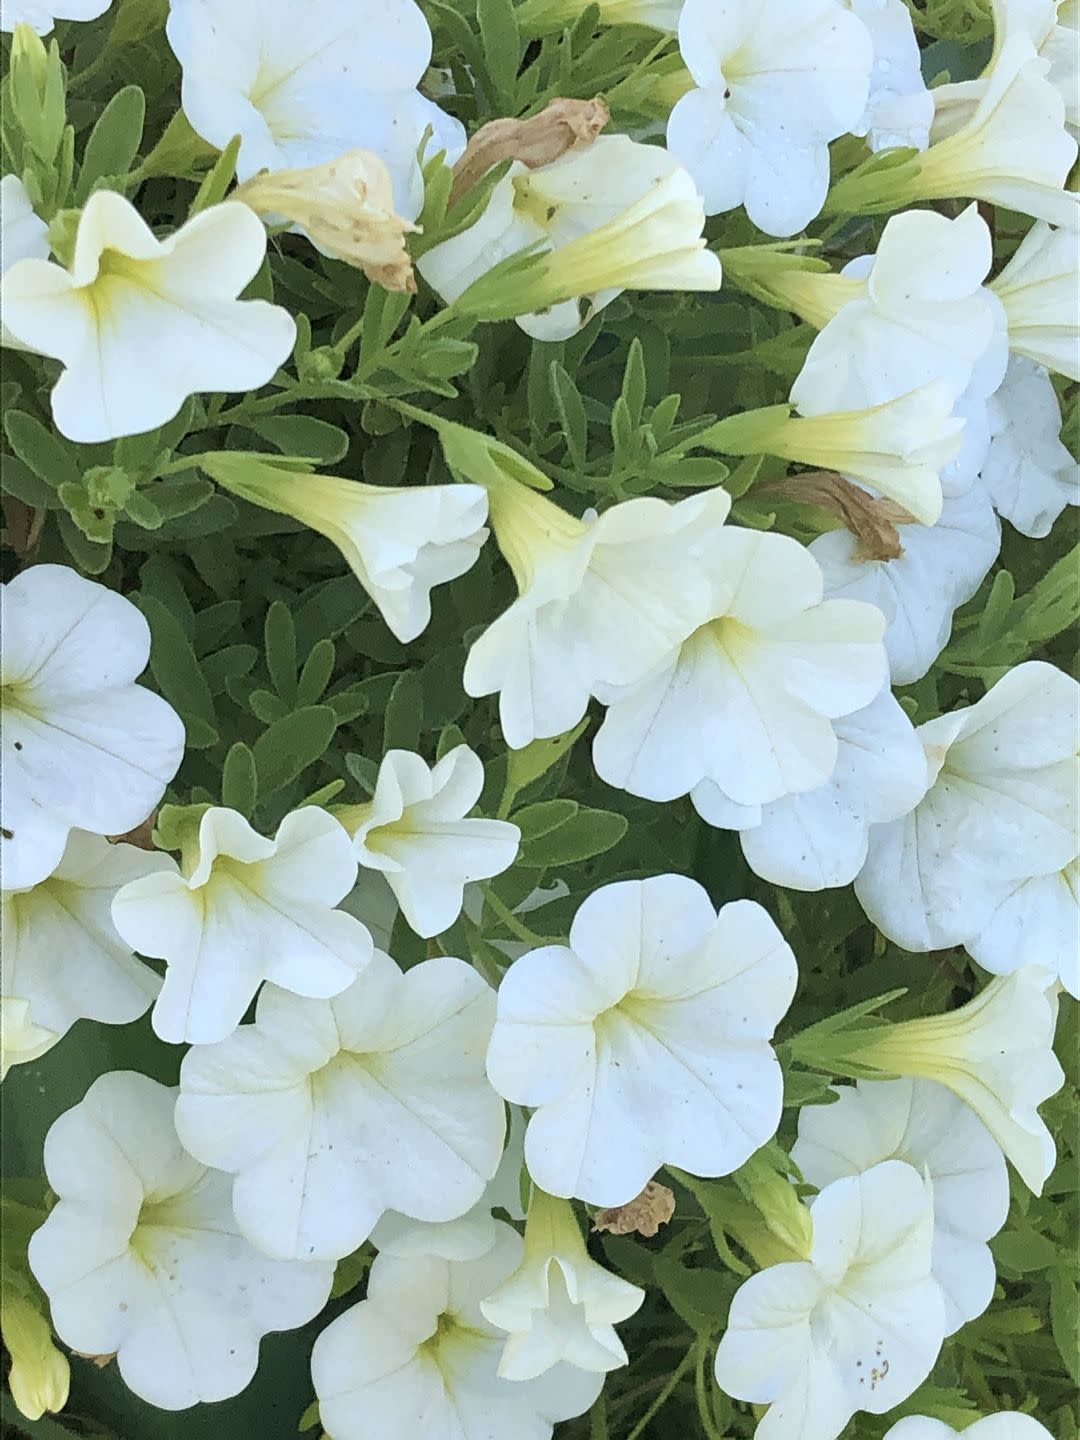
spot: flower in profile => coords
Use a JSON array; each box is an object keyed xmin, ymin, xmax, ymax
[
  {"xmin": 2, "ymin": 831, "xmax": 169, "ymax": 1060},
  {"xmin": 233, "ymin": 149, "xmax": 419, "ymax": 291},
  {"xmin": 311, "ymin": 1222, "xmax": 602, "ymax": 1440},
  {"xmin": 486, "ymin": 875, "xmax": 797, "ymax": 1205},
  {"xmin": 0, "ymin": 174, "xmax": 48, "ymax": 348},
  {"xmin": 839, "ymin": 968, "xmax": 1064, "ymax": 1195},
  {"xmin": 592, "ymin": 527, "xmax": 887, "ymax": 807},
  {"xmin": 855, "ymin": 661, "xmax": 1079, "ymax": 951},
  {"xmin": 884, "ymin": 1415, "xmax": 1054, "ymax": 1440},
  {"xmin": 693, "ymin": 687, "xmax": 930, "ymax": 891},
  {"xmin": 845, "ymin": 0, "xmax": 934, "ymax": 152},
  {"xmin": 176, "ymin": 953, "xmax": 505, "ymax": 1261},
  {"xmin": 166, "ymin": 0, "xmax": 463, "ymax": 217},
  {"xmin": 991, "ymin": 220, "xmax": 1080, "ymax": 381},
  {"xmin": 793, "ymin": 1077, "xmax": 1009, "ymax": 1333},
  {"xmin": 714, "ymin": 1161, "xmax": 945, "ymax": 1440},
  {"xmin": 2, "ymin": 1, "xmax": 109, "ymax": 33},
  {"xmin": 28, "ymin": 1071, "xmax": 333, "ymax": 1410},
  {"xmin": 0, "ymin": 192, "xmax": 296, "ymax": 443},
  {"xmin": 667, "ymin": 0, "xmax": 873, "ymax": 235},
  {"xmin": 199, "ymin": 451, "xmax": 489, "ymax": 643},
  {"xmin": 0, "ymin": 998, "xmax": 57, "ymax": 1080},
  {"xmin": 828, "ymin": 37, "xmax": 1079, "ymax": 226},
  {"xmin": 111, "ymin": 805, "xmax": 371, "ymax": 1044},
  {"xmin": 336, "ymin": 745, "xmax": 520, "ymax": 938},
  {"xmin": 980, "ymin": 354, "xmax": 1078, "ymax": 538},
  {"xmin": 967, "ymin": 857, "xmax": 1079, "ymax": 999},
  {"xmin": 810, "ymin": 484, "xmax": 1002, "ymax": 683},
  {"xmin": 419, "ymin": 135, "xmax": 721, "ymax": 340},
  {"xmin": 480, "ymin": 1188, "xmax": 644, "ymax": 1378},
  {"xmin": 1, "ymin": 564, "xmax": 185, "ymax": 892}
]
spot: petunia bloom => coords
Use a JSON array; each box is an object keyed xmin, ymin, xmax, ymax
[
  {"xmin": 479, "ymin": 1188, "xmax": 644, "ymax": 1379},
  {"xmin": 311, "ymin": 1222, "xmax": 601, "ymax": 1440},
  {"xmin": 841, "ymin": 968, "xmax": 1064, "ymax": 1195},
  {"xmin": 0, "ymin": 998, "xmax": 57, "ymax": 1080},
  {"xmin": 979, "ymin": 354, "xmax": 1078, "ymax": 538},
  {"xmin": 199, "ymin": 451, "xmax": 489, "ymax": 644},
  {"xmin": 883, "ymin": 1414, "xmax": 1055, "ymax": 1440},
  {"xmin": 856, "ymin": 661, "xmax": 1079, "ymax": 951},
  {"xmin": 793, "ymin": 1077, "xmax": 1009, "ymax": 1333},
  {"xmin": 111, "ymin": 805, "xmax": 369, "ymax": 1045},
  {"xmin": 967, "ymin": 857, "xmax": 1079, "ymax": 1000},
  {"xmin": 166, "ymin": 0, "xmax": 463, "ymax": 217},
  {"xmin": 667, "ymin": 0, "xmax": 873, "ymax": 236},
  {"xmin": 693, "ymin": 687, "xmax": 929, "ymax": 891},
  {"xmin": 28, "ymin": 1071, "xmax": 333, "ymax": 1410},
  {"xmin": 1, "ymin": 564, "xmax": 185, "ymax": 892},
  {"xmin": 3, "ymin": 831, "xmax": 168, "ymax": 1061},
  {"xmin": 336, "ymin": 746, "xmax": 520, "ymax": 938},
  {"xmin": 715, "ymin": 1160, "xmax": 945, "ymax": 1440},
  {"xmin": 176, "ymin": 952, "xmax": 506, "ymax": 1261},
  {"xmin": 0, "ymin": 174, "xmax": 48, "ymax": 348},
  {"xmin": 592, "ymin": 527, "xmax": 887, "ymax": 807},
  {"xmin": 419, "ymin": 135, "xmax": 721, "ymax": 340},
  {"xmin": 1, "ymin": 0, "xmax": 110, "ymax": 33},
  {"xmin": 486, "ymin": 875, "xmax": 798, "ymax": 1206},
  {"xmin": 845, "ymin": 0, "xmax": 934, "ymax": 152},
  {"xmin": 991, "ymin": 220, "xmax": 1080, "ymax": 382},
  {"xmin": 0, "ymin": 192, "xmax": 296, "ymax": 443}
]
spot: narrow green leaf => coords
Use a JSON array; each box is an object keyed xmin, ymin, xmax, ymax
[
  {"xmin": 5, "ymin": 410, "xmax": 80, "ymax": 489},
  {"xmin": 253, "ymin": 706, "xmax": 337, "ymax": 796},
  {"xmin": 264, "ymin": 600, "xmax": 298, "ymax": 706},
  {"xmin": 221, "ymin": 741, "xmax": 258, "ymax": 817},
  {"xmin": 139, "ymin": 595, "xmax": 216, "ymax": 723},
  {"xmin": 383, "ymin": 668, "xmax": 424, "ymax": 753},
  {"xmin": 549, "ymin": 361, "xmax": 588, "ymax": 470},
  {"xmin": 621, "ymin": 337, "xmax": 647, "ymax": 428},
  {"xmin": 512, "ymin": 798, "xmax": 580, "ymax": 842},
  {"xmin": 298, "ymin": 638, "xmax": 336, "ymax": 705},
  {"xmin": 517, "ymin": 805, "xmax": 628, "ymax": 867},
  {"xmin": 76, "ymin": 84, "xmax": 145, "ymax": 202},
  {"xmin": 251, "ymin": 415, "xmax": 350, "ymax": 465},
  {"xmin": 476, "ymin": 0, "xmax": 521, "ymax": 106}
]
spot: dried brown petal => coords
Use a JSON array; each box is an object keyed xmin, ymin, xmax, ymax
[
  {"xmin": 592, "ymin": 1180, "xmax": 675, "ymax": 1238},
  {"xmin": 760, "ymin": 470, "xmax": 914, "ymax": 561},
  {"xmin": 449, "ymin": 96, "xmax": 610, "ymax": 207}
]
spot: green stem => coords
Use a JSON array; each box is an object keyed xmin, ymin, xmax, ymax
[
  {"xmin": 625, "ymin": 1342, "xmax": 697, "ymax": 1440},
  {"xmin": 694, "ymin": 1339, "xmax": 725, "ymax": 1439},
  {"xmin": 479, "ymin": 883, "xmax": 548, "ymax": 947}
]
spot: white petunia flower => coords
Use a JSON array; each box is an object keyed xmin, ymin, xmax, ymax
[
  {"xmin": 593, "ymin": 527, "xmax": 887, "ymax": 807},
  {"xmin": 28, "ymin": 1071, "xmax": 333, "ymax": 1410},
  {"xmin": 667, "ymin": 0, "xmax": 873, "ymax": 236},
  {"xmin": 845, "ymin": 968, "xmax": 1064, "ymax": 1195},
  {"xmin": 166, "ymin": 0, "xmax": 463, "ymax": 217},
  {"xmin": 967, "ymin": 857, "xmax": 1080, "ymax": 1000},
  {"xmin": 311, "ymin": 1222, "xmax": 601, "ymax": 1440},
  {"xmin": 844, "ymin": 0, "xmax": 934, "ymax": 151},
  {"xmin": 200, "ymin": 451, "xmax": 489, "ymax": 644},
  {"xmin": 519, "ymin": 0, "xmax": 683, "ymax": 27},
  {"xmin": 111, "ymin": 805, "xmax": 371, "ymax": 1045},
  {"xmin": 480, "ymin": 1188, "xmax": 644, "ymax": 1379},
  {"xmin": 486, "ymin": 875, "xmax": 797, "ymax": 1206},
  {"xmin": 714, "ymin": 1160, "xmax": 945, "ymax": 1440},
  {"xmin": 790, "ymin": 206, "xmax": 1007, "ymax": 417},
  {"xmin": 693, "ymin": 688, "xmax": 930, "ymax": 891},
  {"xmin": 0, "ymin": 175, "xmax": 48, "ymax": 348},
  {"xmin": 1, "ymin": 192, "xmax": 296, "ymax": 443},
  {"xmin": 1, "ymin": 0, "xmax": 110, "ymax": 33},
  {"xmin": 175, "ymin": 952, "xmax": 505, "ymax": 1261},
  {"xmin": 793, "ymin": 1078, "xmax": 1009, "ymax": 1334},
  {"xmin": 979, "ymin": 354, "xmax": 1078, "ymax": 538},
  {"xmin": 1, "ymin": 565, "xmax": 185, "ymax": 893},
  {"xmin": 418, "ymin": 136, "xmax": 721, "ymax": 341},
  {"xmin": 991, "ymin": 220, "xmax": 1080, "ymax": 381},
  {"xmin": 1042, "ymin": 0, "xmax": 1079, "ymax": 131},
  {"xmin": 883, "ymin": 1414, "xmax": 1055, "ymax": 1440},
  {"xmin": 856, "ymin": 662, "xmax": 1079, "ymax": 951},
  {"xmin": 337, "ymin": 746, "xmax": 520, "ymax": 938},
  {"xmin": 0, "ymin": 998, "xmax": 57, "ymax": 1079},
  {"xmin": 370, "ymin": 1105, "xmax": 527, "ymax": 1262},
  {"xmin": 462, "ymin": 471, "xmax": 733, "ymax": 749},
  {"xmin": 2, "ymin": 831, "xmax": 168, "ymax": 1055},
  {"xmin": 809, "ymin": 484, "xmax": 1002, "ymax": 684}
]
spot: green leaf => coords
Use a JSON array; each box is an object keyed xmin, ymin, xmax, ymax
[
  {"xmin": 549, "ymin": 361, "xmax": 588, "ymax": 470},
  {"xmin": 139, "ymin": 595, "xmax": 216, "ymax": 724},
  {"xmin": 221, "ymin": 741, "xmax": 258, "ymax": 817},
  {"xmin": 253, "ymin": 706, "xmax": 338, "ymax": 797},
  {"xmin": 505, "ymin": 719, "xmax": 588, "ymax": 798},
  {"xmin": 653, "ymin": 1253, "xmax": 729, "ymax": 1336},
  {"xmin": 189, "ymin": 133, "xmax": 242, "ymax": 215},
  {"xmin": 265, "ymin": 601, "xmax": 298, "ymax": 706},
  {"xmin": 1051, "ymin": 1265, "xmax": 1080, "ymax": 1388},
  {"xmin": 5, "ymin": 409, "xmax": 79, "ymax": 489},
  {"xmin": 621, "ymin": 337, "xmax": 647, "ymax": 428},
  {"xmin": 250, "ymin": 416, "xmax": 350, "ymax": 465},
  {"xmin": 383, "ymin": 668, "xmax": 424, "ymax": 753},
  {"xmin": 1, "ymin": 452, "xmax": 58, "ymax": 508},
  {"xmin": 512, "ymin": 798, "xmax": 580, "ymax": 842},
  {"xmin": 517, "ymin": 805, "xmax": 627, "ymax": 867},
  {"xmin": 476, "ymin": 0, "xmax": 521, "ymax": 107},
  {"xmin": 297, "ymin": 639, "xmax": 336, "ymax": 705},
  {"xmin": 76, "ymin": 84, "xmax": 145, "ymax": 202}
]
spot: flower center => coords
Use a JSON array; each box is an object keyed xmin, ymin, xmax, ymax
[{"xmin": 511, "ymin": 174, "xmax": 561, "ymax": 233}]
